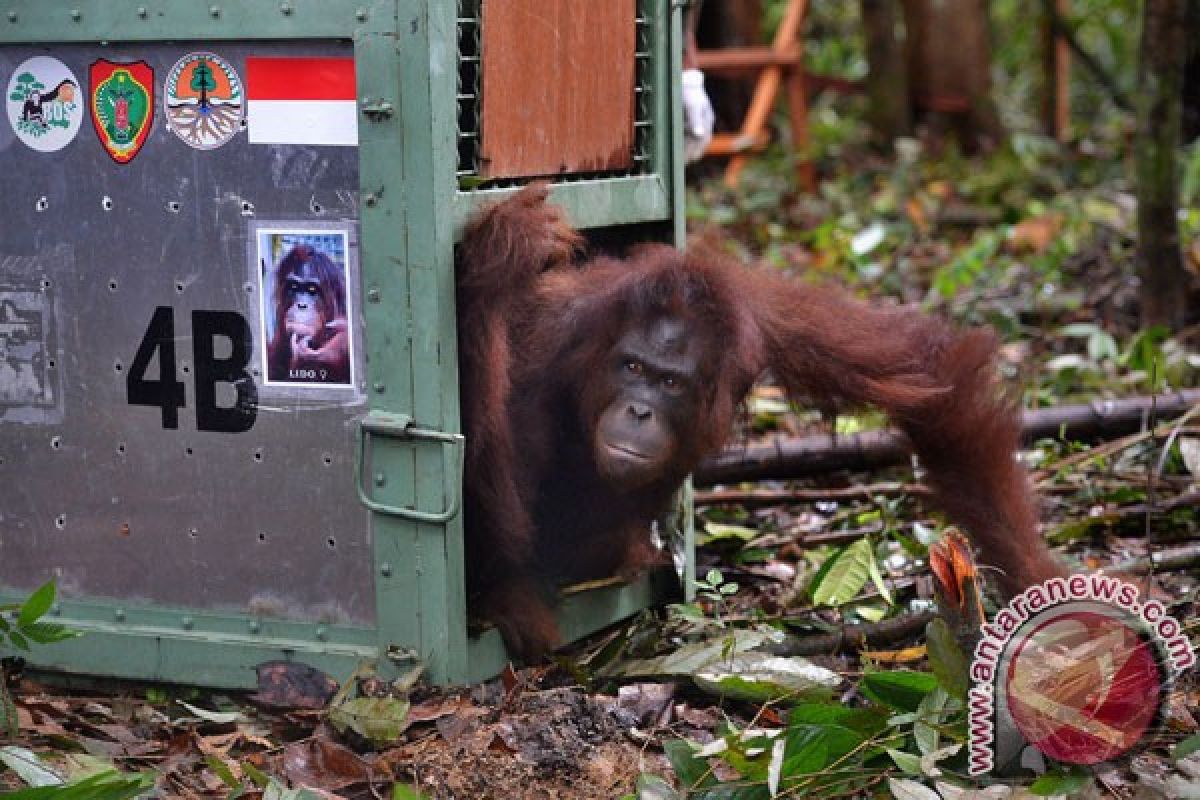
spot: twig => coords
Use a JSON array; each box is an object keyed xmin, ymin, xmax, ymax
[
  {"xmin": 696, "ymin": 482, "xmax": 931, "ymax": 508},
  {"xmin": 764, "ymin": 611, "xmax": 936, "ymax": 657},
  {"xmin": 1111, "ymin": 542, "xmax": 1200, "ymax": 574}
]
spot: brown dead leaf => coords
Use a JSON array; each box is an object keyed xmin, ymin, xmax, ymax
[
  {"xmin": 1008, "ymin": 212, "xmax": 1064, "ymax": 255},
  {"xmin": 251, "ymin": 661, "xmax": 338, "ymax": 710},
  {"xmin": 863, "ymin": 645, "xmax": 928, "ymax": 665},
  {"xmin": 616, "ymin": 683, "xmax": 676, "ymax": 727},
  {"xmin": 905, "ymin": 197, "xmax": 930, "ymax": 235},
  {"xmin": 408, "ymin": 695, "xmax": 475, "ymax": 725},
  {"xmin": 281, "ymin": 736, "xmax": 372, "ymax": 792}
]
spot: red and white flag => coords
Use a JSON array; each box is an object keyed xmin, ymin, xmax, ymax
[{"xmin": 245, "ymin": 56, "xmax": 357, "ymax": 146}]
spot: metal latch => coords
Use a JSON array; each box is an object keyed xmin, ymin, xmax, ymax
[{"xmin": 355, "ymin": 411, "xmax": 465, "ymax": 523}]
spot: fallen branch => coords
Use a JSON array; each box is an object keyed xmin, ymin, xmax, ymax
[
  {"xmin": 696, "ymin": 390, "xmax": 1200, "ymax": 485},
  {"xmin": 696, "ymin": 482, "xmax": 931, "ymax": 508},
  {"xmin": 764, "ymin": 611, "xmax": 936, "ymax": 657},
  {"xmin": 1112, "ymin": 542, "xmax": 1200, "ymax": 574}
]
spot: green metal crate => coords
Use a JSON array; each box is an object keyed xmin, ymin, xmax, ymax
[{"xmin": 0, "ymin": 0, "xmax": 688, "ymax": 687}]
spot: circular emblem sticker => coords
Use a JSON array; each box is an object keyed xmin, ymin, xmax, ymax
[
  {"xmin": 163, "ymin": 52, "xmax": 245, "ymax": 150},
  {"xmin": 5, "ymin": 57, "xmax": 83, "ymax": 152}
]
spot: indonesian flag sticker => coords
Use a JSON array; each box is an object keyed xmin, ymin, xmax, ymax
[{"xmin": 244, "ymin": 56, "xmax": 358, "ymax": 147}]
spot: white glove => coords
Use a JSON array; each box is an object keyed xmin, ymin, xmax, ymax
[{"xmin": 682, "ymin": 68, "xmax": 715, "ymax": 164}]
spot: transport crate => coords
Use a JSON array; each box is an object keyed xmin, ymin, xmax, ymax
[{"xmin": 0, "ymin": 0, "xmax": 689, "ymax": 686}]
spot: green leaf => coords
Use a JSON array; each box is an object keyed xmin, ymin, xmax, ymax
[
  {"xmin": 20, "ymin": 622, "xmax": 78, "ymax": 645},
  {"xmin": 925, "ymin": 618, "xmax": 968, "ymax": 701},
  {"xmin": 242, "ymin": 761, "xmax": 270, "ymax": 789},
  {"xmin": 810, "ymin": 538, "xmax": 873, "ymax": 607},
  {"xmin": 886, "ymin": 777, "xmax": 940, "ymax": 800},
  {"xmin": 698, "ymin": 523, "xmax": 758, "ymax": 547},
  {"xmin": 204, "ymin": 755, "xmax": 240, "ymax": 789},
  {"xmin": 9, "ymin": 631, "xmax": 30, "ymax": 651},
  {"xmin": 663, "ymin": 739, "xmax": 712, "ymax": 791},
  {"xmin": 1175, "ymin": 733, "xmax": 1200, "ymax": 762},
  {"xmin": 393, "ymin": 785, "xmax": 428, "ymax": 800},
  {"xmin": 781, "ymin": 722, "xmax": 866, "ymax": 777},
  {"xmin": 612, "ymin": 629, "xmax": 778, "ymax": 677},
  {"xmin": 913, "ymin": 688, "xmax": 950, "ymax": 757},
  {"xmin": 694, "ymin": 654, "xmax": 841, "ymax": 704},
  {"xmin": 860, "ymin": 670, "xmax": 938, "ymax": 712},
  {"xmin": 177, "ymin": 700, "xmax": 245, "ymax": 725},
  {"xmin": 887, "ymin": 748, "xmax": 923, "ymax": 775},
  {"xmin": 0, "ymin": 769, "xmax": 152, "ymax": 800},
  {"xmin": 787, "ymin": 703, "xmax": 889, "ymax": 737},
  {"xmin": 0, "ymin": 746, "xmax": 63, "ymax": 787},
  {"xmin": 18, "ymin": 582, "xmax": 56, "ymax": 628},
  {"xmin": 1029, "ymin": 767, "xmax": 1090, "ymax": 796},
  {"xmin": 327, "ymin": 696, "xmax": 410, "ymax": 746},
  {"xmin": 866, "ymin": 548, "xmax": 892, "ymax": 605},
  {"xmin": 633, "ymin": 774, "xmax": 683, "ymax": 800}
]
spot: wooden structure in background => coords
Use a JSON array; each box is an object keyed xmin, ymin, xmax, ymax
[
  {"xmin": 1042, "ymin": 0, "xmax": 1071, "ymax": 141},
  {"xmin": 695, "ymin": 0, "xmax": 814, "ymax": 189},
  {"xmin": 481, "ymin": 0, "xmax": 636, "ymax": 178}
]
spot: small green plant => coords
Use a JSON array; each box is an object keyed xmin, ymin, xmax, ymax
[{"xmin": 0, "ymin": 581, "xmax": 77, "ymax": 737}]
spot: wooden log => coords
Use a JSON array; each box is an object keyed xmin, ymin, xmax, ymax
[{"xmin": 695, "ymin": 390, "xmax": 1200, "ymax": 486}]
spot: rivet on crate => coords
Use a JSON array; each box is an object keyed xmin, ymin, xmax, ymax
[
  {"xmin": 182, "ymin": 617, "xmax": 194, "ymax": 630},
  {"xmin": 249, "ymin": 620, "xmax": 261, "ymax": 633},
  {"xmin": 166, "ymin": 201, "xmax": 181, "ymax": 213},
  {"xmin": 373, "ymin": 471, "xmax": 386, "ymax": 487},
  {"xmin": 315, "ymin": 627, "xmax": 327, "ymax": 641},
  {"xmin": 136, "ymin": 7, "xmax": 147, "ymax": 18},
  {"xmin": 280, "ymin": 2, "xmax": 292, "ymax": 14},
  {"xmin": 209, "ymin": 6, "xmax": 220, "ymax": 18},
  {"xmin": 367, "ymin": 288, "xmax": 380, "ymax": 302},
  {"xmin": 115, "ymin": 609, "xmax": 126, "ymax": 622},
  {"xmin": 101, "ymin": 196, "xmax": 114, "ymax": 211},
  {"xmin": 35, "ymin": 197, "xmax": 48, "ymax": 212},
  {"xmin": 380, "ymin": 563, "xmax": 392, "ymax": 577},
  {"xmin": 355, "ymin": 8, "xmax": 367, "ymax": 22},
  {"xmin": 70, "ymin": 9, "xmax": 81, "ymax": 21}
]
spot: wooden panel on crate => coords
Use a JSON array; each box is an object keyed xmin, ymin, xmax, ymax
[{"xmin": 480, "ymin": 0, "xmax": 636, "ymax": 178}]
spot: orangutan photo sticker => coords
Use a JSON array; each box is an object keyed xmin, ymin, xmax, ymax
[{"xmin": 255, "ymin": 226, "xmax": 354, "ymax": 388}]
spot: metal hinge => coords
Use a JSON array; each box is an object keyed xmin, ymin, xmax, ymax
[{"xmin": 355, "ymin": 411, "xmax": 465, "ymax": 523}]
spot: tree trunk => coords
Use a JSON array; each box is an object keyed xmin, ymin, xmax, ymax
[
  {"xmin": 695, "ymin": 0, "xmax": 763, "ymax": 131},
  {"xmin": 861, "ymin": 0, "xmax": 911, "ymax": 144},
  {"xmin": 1136, "ymin": 0, "xmax": 1190, "ymax": 330},
  {"xmin": 902, "ymin": 0, "xmax": 1004, "ymax": 150}
]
